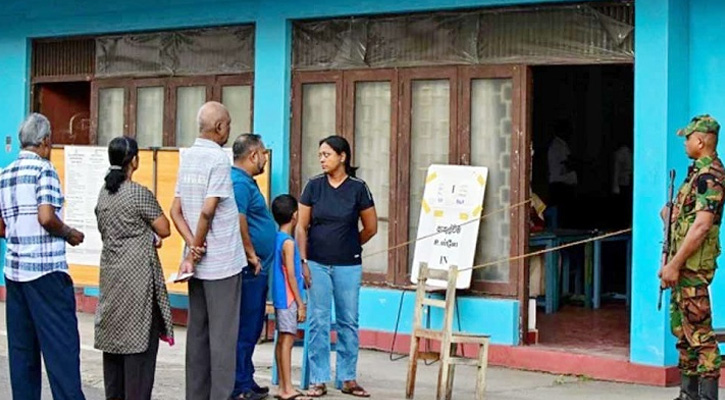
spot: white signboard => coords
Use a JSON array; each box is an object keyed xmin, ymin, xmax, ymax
[
  {"xmin": 410, "ymin": 164, "xmax": 489, "ymax": 289},
  {"xmin": 64, "ymin": 146, "xmax": 109, "ymax": 266}
]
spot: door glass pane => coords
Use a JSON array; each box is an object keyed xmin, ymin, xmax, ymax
[
  {"xmin": 354, "ymin": 82, "xmax": 391, "ymax": 275},
  {"xmin": 176, "ymin": 86, "xmax": 206, "ymax": 147},
  {"xmin": 409, "ymin": 80, "xmax": 450, "ymax": 265},
  {"xmin": 222, "ymin": 85, "xmax": 252, "ymax": 146},
  {"xmin": 136, "ymin": 87, "xmax": 164, "ymax": 148},
  {"xmin": 470, "ymin": 79, "xmax": 513, "ymax": 282},
  {"xmin": 98, "ymin": 88, "xmax": 125, "ymax": 146},
  {"xmin": 301, "ymin": 83, "xmax": 336, "ymax": 184}
]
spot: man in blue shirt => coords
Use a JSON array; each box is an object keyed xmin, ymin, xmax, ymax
[{"xmin": 231, "ymin": 134, "xmax": 277, "ymax": 400}]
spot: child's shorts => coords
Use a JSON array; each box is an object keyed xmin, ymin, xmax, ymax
[{"xmin": 275, "ymin": 301, "xmax": 298, "ymax": 334}]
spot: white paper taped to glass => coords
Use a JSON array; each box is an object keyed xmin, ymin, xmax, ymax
[{"xmin": 410, "ymin": 164, "xmax": 488, "ymax": 290}]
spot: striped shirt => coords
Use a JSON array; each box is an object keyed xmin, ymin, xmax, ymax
[
  {"xmin": 0, "ymin": 151, "xmax": 68, "ymax": 282},
  {"xmin": 175, "ymin": 138, "xmax": 245, "ymax": 280}
]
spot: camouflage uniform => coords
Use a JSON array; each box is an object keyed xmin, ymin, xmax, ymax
[{"xmin": 670, "ymin": 115, "xmax": 725, "ymax": 379}]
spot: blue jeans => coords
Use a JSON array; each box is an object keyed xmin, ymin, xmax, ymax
[
  {"xmin": 6, "ymin": 272, "xmax": 85, "ymax": 400},
  {"xmin": 308, "ymin": 261, "xmax": 362, "ymax": 384},
  {"xmin": 233, "ymin": 267, "xmax": 269, "ymax": 395}
]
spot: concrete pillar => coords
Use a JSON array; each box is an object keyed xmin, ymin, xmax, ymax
[
  {"xmin": 630, "ymin": 0, "xmax": 690, "ymax": 367},
  {"xmin": 253, "ymin": 14, "xmax": 292, "ymax": 198},
  {"xmin": 0, "ymin": 32, "xmax": 27, "ymax": 167},
  {"xmin": 0, "ymin": 31, "xmax": 28, "ymax": 280}
]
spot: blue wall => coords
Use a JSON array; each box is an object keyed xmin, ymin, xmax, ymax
[
  {"xmin": 0, "ymin": 33, "xmax": 29, "ymax": 168},
  {"xmin": 81, "ymin": 285, "xmax": 520, "ymax": 345},
  {"xmin": 690, "ymin": 0, "xmax": 725, "ymax": 346},
  {"xmin": 0, "ymin": 0, "xmax": 572, "ymax": 348},
  {"xmin": 630, "ymin": 0, "xmax": 725, "ymax": 366},
  {"xmin": 358, "ymin": 287, "xmax": 519, "ymax": 344},
  {"xmin": 630, "ymin": 0, "xmax": 687, "ymax": 367},
  {"xmin": 11, "ymin": 0, "xmax": 725, "ymax": 366},
  {"xmin": 0, "ymin": 0, "xmax": 595, "ymax": 195}
]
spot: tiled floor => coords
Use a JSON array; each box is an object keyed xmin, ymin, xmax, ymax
[{"xmin": 535, "ymin": 302, "xmax": 630, "ymax": 359}]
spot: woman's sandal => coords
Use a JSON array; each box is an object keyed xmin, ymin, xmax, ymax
[
  {"xmin": 341, "ymin": 384, "xmax": 370, "ymax": 398},
  {"xmin": 307, "ymin": 384, "xmax": 327, "ymax": 398}
]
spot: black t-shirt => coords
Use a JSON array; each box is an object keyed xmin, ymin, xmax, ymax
[{"xmin": 300, "ymin": 174, "xmax": 375, "ymax": 266}]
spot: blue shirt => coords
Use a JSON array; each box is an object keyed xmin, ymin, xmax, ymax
[
  {"xmin": 231, "ymin": 166, "xmax": 276, "ymax": 273},
  {"xmin": 0, "ymin": 151, "xmax": 68, "ymax": 282},
  {"xmin": 300, "ymin": 174, "xmax": 375, "ymax": 266},
  {"xmin": 272, "ymin": 232, "xmax": 305, "ymax": 309}
]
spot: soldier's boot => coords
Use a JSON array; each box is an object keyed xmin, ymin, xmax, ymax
[
  {"xmin": 675, "ymin": 374, "xmax": 699, "ymax": 400},
  {"xmin": 699, "ymin": 377, "xmax": 718, "ymax": 400}
]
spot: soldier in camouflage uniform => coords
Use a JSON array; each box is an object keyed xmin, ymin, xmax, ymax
[{"xmin": 660, "ymin": 115, "xmax": 725, "ymax": 400}]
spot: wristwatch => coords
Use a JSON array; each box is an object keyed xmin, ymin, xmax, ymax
[{"xmin": 301, "ymin": 258, "xmax": 308, "ymax": 264}]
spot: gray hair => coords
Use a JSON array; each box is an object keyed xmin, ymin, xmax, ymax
[
  {"xmin": 19, "ymin": 113, "xmax": 51, "ymax": 148},
  {"xmin": 232, "ymin": 133, "xmax": 263, "ymax": 160}
]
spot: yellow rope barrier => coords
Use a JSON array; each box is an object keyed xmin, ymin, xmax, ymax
[
  {"xmin": 358, "ymin": 195, "xmax": 632, "ymax": 285},
  {"xmin": 362, "ymin": 198, "xmax": 533, "ymax": 259},
  {"xmin": 461, "ymin": 227, "xmax": 632, "ymax": 273}
]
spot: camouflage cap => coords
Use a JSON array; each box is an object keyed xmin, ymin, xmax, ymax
[{"xmin": 678, "ymin": 114, "xmax": 721, "ymax": 137}]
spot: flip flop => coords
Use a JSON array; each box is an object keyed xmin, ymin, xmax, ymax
[
  {"xmin": 275, "ymin": 392, "xmax": 312, "ymax": 400},
  {"xmin": 341, "ymin": 384, "xmax": 370, "ymax": 398},
  {"xmin": 306, "ymin": 384, "xmax": 327, "ymax": 398}
]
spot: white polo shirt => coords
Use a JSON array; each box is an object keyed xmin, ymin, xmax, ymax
[{"xmin": 175, "ymin": 138, "xmax": 245, "ymax": 280}]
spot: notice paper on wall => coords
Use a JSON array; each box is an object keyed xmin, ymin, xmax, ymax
[
  {"xmin": 410, "ymin": 164, "xmax": 488, "ymax": 290},
  {"xmin": 63, "ymin": 146, "xmax": 109, "ymax": 266}
]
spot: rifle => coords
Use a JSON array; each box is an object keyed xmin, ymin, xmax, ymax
[{"xmin": 658, "ymin": 169, "xmax": 677, "ymax": 311}]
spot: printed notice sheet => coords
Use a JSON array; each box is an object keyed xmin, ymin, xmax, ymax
[{"xmin": 64, "ymin": 146, "xmax": 109, "ymax": 266}]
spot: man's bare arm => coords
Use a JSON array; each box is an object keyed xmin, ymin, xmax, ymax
[
  {"xmin": 190, "ymin": 197, "xmax": 220, "ymax": 249},
  {"xmin": 38, "ymin": 204, "xmax": 84, "ymax": 246},
  {"xmin": 170, "ymin": 197, "xmax": 195, "ymax": 245}
]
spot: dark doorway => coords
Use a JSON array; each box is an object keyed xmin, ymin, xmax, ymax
[
  {"xmin": 529, "ymin": 64, "xmax": 633, "ymax": 357},
  {"xmin": 33, "ymin": 82, "xmax": 91, "ymax": 145}
]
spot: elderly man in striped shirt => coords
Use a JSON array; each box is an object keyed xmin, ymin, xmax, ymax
[
  {"xmin": 0, "ymin": 113, "xmax": 86, "ymax": 399},
  {"xmin": 171, "ymin": 101, "xmax": 247, "ymax": 399}
]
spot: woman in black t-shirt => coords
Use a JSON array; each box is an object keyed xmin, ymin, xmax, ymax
[{"xmin": 297, "ymin": 135, "xmax": 377, "ymax": 398}]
